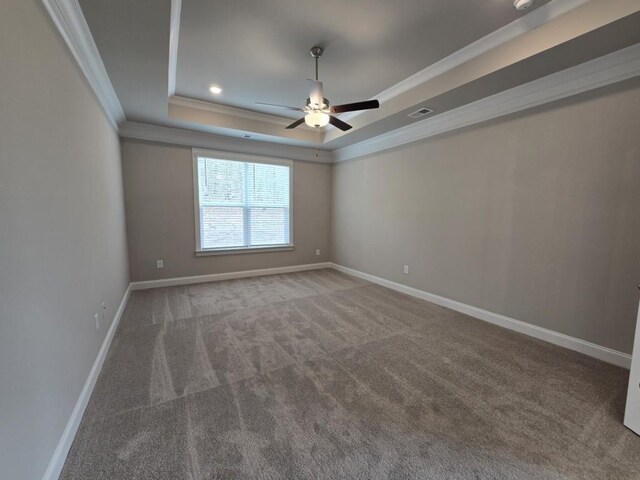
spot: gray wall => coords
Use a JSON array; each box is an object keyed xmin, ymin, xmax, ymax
[
  {"xmin": 332, "ymin": 80, "xmax": 640, "ymax": 354},
  {"xmin": 121, "ymin": 139, "xmax": 331, "ymax": 281},
  {"xmin": 0, "ymin": 2, "xmax": 130, "ymax": 479}
]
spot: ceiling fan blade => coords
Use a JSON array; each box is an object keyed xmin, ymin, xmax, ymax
[
  {"xmin": 328, "ymin": 115, "xmax": 352, "ymax": 131},
  {"xmin": 255, "ymin": 102, "xmax": 303, "ymax": 112},
  {"xmin": 286, "ymin": 117, "xmax": 306, "ymax": 129},
  {"xmin": 330, "ymin": 99, "xmax": 380, "ymax": 114}
]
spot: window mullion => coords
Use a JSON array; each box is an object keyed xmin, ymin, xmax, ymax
[
  {"xmin": 243, "ymin": 162, "xmax": 250, "ymax": 247},
  {"xmin": 284, "ymin": 206, "xmax": 289, "ymax": 244}
]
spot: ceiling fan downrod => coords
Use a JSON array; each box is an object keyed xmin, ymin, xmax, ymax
[{"xmin": 310, "ymin": 46, "xmax": 323, "ymax": 82}]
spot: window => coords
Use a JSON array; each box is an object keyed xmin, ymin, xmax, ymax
[{"xmin": 193, "ymin": 149, "xmax": 292, "ymax": 254}]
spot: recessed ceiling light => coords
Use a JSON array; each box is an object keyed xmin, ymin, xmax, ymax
[
  {"xmin": 513, "ymin": 0, "xmax": 534, "ymax": 11},
  {"xmin": 209, "ymin": 85, "xmax": 222, "ymax": 95}
]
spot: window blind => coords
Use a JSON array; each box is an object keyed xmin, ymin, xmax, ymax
[{"xmin": 195, "ymin": 156, "xmax": 291, "ymax": 251}]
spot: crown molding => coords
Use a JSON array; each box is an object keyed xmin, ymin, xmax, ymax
[
  {"xmin": 334, "ymin": 42, "xmax": 640, "ymax": 162},
  {"xmin": 340, "ymin": 0, "xmax": 592, "ymax": 122},
  {"xmin": 119, "ymin": 121, "xmax": 334, "ymax": 164},
  {"xmin": 169, "ymin": 95, "xmax": 320, "ymax": 132},
  {"xmin": 41, "ymin": 0, "xmax": 125, "ymax": 130},
  {"xmin": 168, "ymin": 0, "xmax": 181, "ymax": 97}
]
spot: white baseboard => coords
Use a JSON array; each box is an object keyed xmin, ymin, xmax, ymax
[
  {"xmin": 130, "ymin": 262, "xmax": 333, "ymax": 290},
  {"xmin": 331, "ymin": 263, "xmax": 632, "ymax": 369},
  {"xmin": 41, "ymin": 285, "xmax": 131, "ymax": 480}
]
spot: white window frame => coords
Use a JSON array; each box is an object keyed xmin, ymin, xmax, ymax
[{"xmin": 192, "ymin": 148, "xmax": 294, "ymax": 256}]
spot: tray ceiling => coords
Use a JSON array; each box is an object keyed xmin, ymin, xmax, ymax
[
  {"xmin": 77, "ymin": 0, "xmax": 640, "ymax": 151},
  {"xmin": 175, "ymin": 0, "xmax": 550, "ymax": 117}
]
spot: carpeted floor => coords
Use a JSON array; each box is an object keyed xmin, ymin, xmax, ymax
[{"xmin": 61, "ymin": 269, "xmax": 640, "ymax": 479}]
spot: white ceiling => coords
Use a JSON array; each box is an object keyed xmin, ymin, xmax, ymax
[
  {"xmin": 78, "ymin": 0, "xmax": 640, "ymax": 151},
  {"xmin": 78, "ymin": 0, "xmax": 172, "ymax": 125},
  {"xmin": 175, "ymin": 0, "xmax": 549, "ymax": 117}
]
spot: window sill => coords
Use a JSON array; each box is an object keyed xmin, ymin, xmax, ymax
[{"xmin": 195, "ymin": 245, "xmax": 295, "ymax": 257}]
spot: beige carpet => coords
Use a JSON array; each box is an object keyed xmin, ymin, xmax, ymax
[{"xmin": 61, "ymin": 269, "xmax": 639, "ymax": 479}]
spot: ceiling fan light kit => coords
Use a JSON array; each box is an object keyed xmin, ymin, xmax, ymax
[
  {"xmin": 256, "ymin": 46, "xmax": 380, "ymax": 131},
  {"xmin": 305, "ymin": 111, "xmax": 330, "ymax": 128}
]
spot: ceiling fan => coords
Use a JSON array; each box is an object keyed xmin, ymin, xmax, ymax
[{"xmin": 256, "ymin": 46, "xmax": 379, "ymax": 131}]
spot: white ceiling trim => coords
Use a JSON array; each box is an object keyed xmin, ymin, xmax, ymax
[
  {"xmin": 339, "ymin": 0, "xmax": 593, "ymax": 122},
  {"xmin": 170, "ymin": 95, "xmax": 320, "ymax": 131},
  {"xmin": 168, "ymin": 0, "xmax": 182, "ymax": 97},
  {"xmin": 119, "ymin": 121, "xmax": 334, "ymax": 164},
  {"xmin": 334, "ymin": 42, "xmax": 640, "ymax": 162},
  {"xmin": 41, "ymin": 0, "xmax": 125, "ymax": 130}
]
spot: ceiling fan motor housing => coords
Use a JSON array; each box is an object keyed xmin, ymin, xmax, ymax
[{"xmin": 306, "ymin": 97, "xmax": 329, "ymax": 110}]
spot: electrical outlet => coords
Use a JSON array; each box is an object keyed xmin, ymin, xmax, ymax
[
  {"xmin": 156, "ymin": 260, "xmax": 164, "ymax": 269},
  {"xmin": 94, "ymin": 313, "xmax": 99, "ymax": 330},
  {"xmin": 316, "ymin": 249, "xmax": 320, "ymax": 256},
  {"xmin": 403, "ymin": 265, "xmax": 409, "ymax": 274}
]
